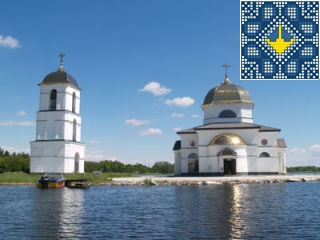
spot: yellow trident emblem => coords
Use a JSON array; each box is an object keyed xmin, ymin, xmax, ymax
[{"xmin": 266, "ymin": 25, "xmax": 295, "ymax": 55}]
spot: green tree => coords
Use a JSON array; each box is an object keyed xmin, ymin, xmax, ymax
[{"xmin": 152, "ymin": 161, "xmax": 174, "ymax": 174}]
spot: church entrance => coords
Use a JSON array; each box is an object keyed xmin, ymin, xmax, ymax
[{"xmin": 223, "ymin": 158, "xmax": 236, "ymax": 175}]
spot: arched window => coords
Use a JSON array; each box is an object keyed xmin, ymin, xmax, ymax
[
  {"xmin": 75, "ymin": 152, "xmax": 80, "ymax": 173},
  {"xmin": 260, "ymin": 152, "xmax": 270, "ymax": 158},
  {"xmin": 73, "ymin": 119, "xmax": 77, "ymax": 141},
  {"xmin": 219, "ymin": 109, "xmax": 236, "ymax": 118},
  {"xmin": 50, "ymin": 89, "xmax": 57, "ymax": 110},
  {"xmin": 72, "ymin": 92, "xmax": 76, "ymax": 113}
]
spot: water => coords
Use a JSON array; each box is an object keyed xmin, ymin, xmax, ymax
[{"xmin": 0, "ymin": 182, "xmax": 320, "ymax": 239}]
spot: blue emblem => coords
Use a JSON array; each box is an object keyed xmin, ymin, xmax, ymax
[{"xmin": 240, "ymin": 1, "xmax": 319, "ymax": 80}]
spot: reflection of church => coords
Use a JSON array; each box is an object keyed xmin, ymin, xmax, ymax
[{"xmin": 173, "ymin": 66, "xmax": 286, "ymax": 176}]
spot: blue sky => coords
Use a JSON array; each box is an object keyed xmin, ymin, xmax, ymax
[{"xmin": 1, "ymin": 0, "xmax": 319, "ymax": 167}]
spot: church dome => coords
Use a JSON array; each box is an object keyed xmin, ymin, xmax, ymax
[
  {"xmin": 40, "ymin": 53, "xmax": 80, "ymax": 89},
  {"xmin": 202, "ymin": 74, "xmax": 253, "ymax": 107},
  {"xmin": 40, "ymin": 67, "xmax": 80, "ymax": 89}
]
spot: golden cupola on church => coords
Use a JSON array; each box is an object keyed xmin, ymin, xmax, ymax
[{"xmin": 201, "ymin": 71, "xmax": 254, "ymax": 125}]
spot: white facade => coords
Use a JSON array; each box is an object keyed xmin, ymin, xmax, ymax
[
  {"xmin": 30, "ymin": 64, "xmax": 85, "ymax": 173},
  {"xmin": 173, "ymin": 73, "xmax": 286, "ymax": 176}
]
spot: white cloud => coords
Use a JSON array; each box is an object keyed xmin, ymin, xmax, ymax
[
  {"xmin": 171, "ymin": 113, "xmax": 184, "ymax": 118},
  {"xmin": 139, "ymin": 128, "xmax": 163, "ymax": 136},
  {"xmin": 0, "ymin": 121, "xmax": 35, "ymax": 126},
  {"xmin": 192, "ymin": 114, "xmax": 201, "ymax": 118},
  {"xmin": 139, "ymin": 82, "xmax": 171, "ymax": 96},
  {"xmin": 173, "ymin": 127, "xmax": 183, "ymax": 132},
  {"xmin": 0, "ymin": 35, "xmax": 20, "ymax": 48},
  {"xmin": 125, "ymin": 119, "xmax": 151, "ymax": 126},
  {"xmin": 89, "ymin": 139, "xmax": 100, "ymax": 145},
  {"xmin": 17, "ymin": 111, "xmax": 26, "ymax": 116},
  {"xmin": 287, "ymin": 145, "xmax": 320, "ymax": 167},
  {"xmin": 165, "ymin": 97, "xmax": 195, "ymax": 107}
]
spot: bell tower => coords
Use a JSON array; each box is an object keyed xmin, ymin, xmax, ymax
[{"xmin": 30, "ymin": 53, "xmax": 85, "ymax": 173}]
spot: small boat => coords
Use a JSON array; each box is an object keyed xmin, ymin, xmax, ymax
[
  {"xmin": 37, "ymin": 172, "xmax": 65, "ymax": 188},
  {"xmin": 65, "ymin": 179, "xmax": 90, "ymax": 189}
]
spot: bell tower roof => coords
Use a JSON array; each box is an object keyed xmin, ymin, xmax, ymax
[{"xmin": 40, "ymin": 52, "xmax": 80, "ymax": 89}]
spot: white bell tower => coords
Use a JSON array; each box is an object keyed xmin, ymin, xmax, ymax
[{"xmin": 30, "ymin": 53, "xmax": 85, "ymax": 173}]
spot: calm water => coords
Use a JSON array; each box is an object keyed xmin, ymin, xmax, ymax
[{"xmin": 0, "ymin": 182, "xmax": 320, "ymax": 239}]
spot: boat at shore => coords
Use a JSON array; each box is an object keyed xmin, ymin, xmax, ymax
[{"xmin": 37, "ymin": 173, "xmax": 65, "ymax": 188}]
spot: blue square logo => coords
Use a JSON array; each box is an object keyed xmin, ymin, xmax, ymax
[{"xmin": 240, "ymin": 1, "xmax": 319, "ymax": 80}]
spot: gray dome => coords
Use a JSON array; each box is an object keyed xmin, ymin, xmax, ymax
[
  {"xmin": 40, "ymin": 67, "xmax": 80, "ymax": 89},
  {"xmin": 202, "ymin": 77, "xmax": 252, "ymax": 107}
]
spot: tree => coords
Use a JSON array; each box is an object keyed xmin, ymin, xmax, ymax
[{"xmin": 152, "ymin": 161, "xmax": 174, "ymax": 174}]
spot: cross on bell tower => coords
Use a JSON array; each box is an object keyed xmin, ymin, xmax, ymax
[{"xmin": 58, "ymin": 52, "xmax": 66, "ymax": 71}]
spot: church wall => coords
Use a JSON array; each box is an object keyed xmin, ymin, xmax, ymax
[
  {"xmin": 278, "ymin": 149, "xmax": 287, "ymax": 174},
  {"xmin": 30, "ymin": 141, "xmax": 66, "ymax": 173},
  {"xmin": 174, "ymin": 150, "xmax": 182, "ymax": 175},
  {"xmin": 203, "ymin": 103, "xmax": 253, "ymax": 124},
  {"xmin": 257, "ymin": 157, "xmax": 279, "ymax": 172},
  {"xmin": 255, "ymin": 132, "xmax": 279, "ymax": 148},
  {"xmin": 179, "ymin": 133, "xmax": 198, "ymax": 149},
  {"xmin": 30, "ymin": 140, "xmax": 85, "ymax": 173}
]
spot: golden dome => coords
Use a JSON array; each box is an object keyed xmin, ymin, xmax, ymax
[
  {"xmin": 202, "ymin": 75, "xmax": 253, "ymax": 107},
  {"xmin": 209, "ymin": 134, "xmax": 246, "ymax": 145}
]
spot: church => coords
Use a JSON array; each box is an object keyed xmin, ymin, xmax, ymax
[
  {"xmin": 30, "ymin": 53, "xmax": 85, "ymax": 173},
  {"xmin": 173, "ymin": 65, "xmax": 286, "ymax": 176}
]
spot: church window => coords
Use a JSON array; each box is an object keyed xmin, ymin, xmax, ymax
[
  {"xmin": 260, "ymin": 152, "xmax": 270, "ymax": 157},
  {"xmin": 210, "ymin": 134, "xmax": 246, "ymax": 145},
  {"xmin": 73, "ymin": 119, "xmax": 77, "ymax": 141},
  {"xmin": 75, "ymin": 152, "xmax": 80, "ymax": 173},
  {"xmin": 49, "ymin": 89, "xmax": 57, "ymax": 110},
  {"xmin": 72, "ymin": 92, "xmax": 76, "ymax": 113},
  {"xmin": 219, "ymin": 109, "xmax": 236, "ymax": 118}
]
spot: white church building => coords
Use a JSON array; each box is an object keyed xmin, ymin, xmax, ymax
[
  {"xmin": 173, "ymin": 67, "xmax": 286, "ymax": 176},
  {"xmin": 30, "ymin": 54, "xmax": 85, "ymax": 173}
]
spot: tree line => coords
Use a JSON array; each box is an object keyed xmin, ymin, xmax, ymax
[
  {"xmin": 0, "ymin": 148, "xmax": 174, "ymax": 174},
  {"xmin": 286, "ymin": 166, "xmax": 320, "ymax": 172},
  {"xmin": 4, "ymin": 148, "xmax": 318, "ymax": 174}
]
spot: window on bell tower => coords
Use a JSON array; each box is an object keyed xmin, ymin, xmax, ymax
[
  {"xmin": 72, "ymin": 92, "xmax": 76, "ymax": 113},
  {"xmin": 50, "ymin": 89, "xmax": 57, "ymax": 110},
  {"xmin": 73, "ymin": 119, "xmax": 77, "ymax": 141}
]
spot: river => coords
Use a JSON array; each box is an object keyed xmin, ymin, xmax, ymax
[{"xmin": 0, "ymin": 182, "xmax": 319, "ymax": 239}]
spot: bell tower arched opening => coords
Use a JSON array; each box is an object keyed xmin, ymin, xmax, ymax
[{"xmin": 49, "ymin": 89, "xmax": 57, "ymax": 110}]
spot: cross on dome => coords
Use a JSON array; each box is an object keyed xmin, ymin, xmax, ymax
[
  {"xmin": 58, "ymin": 52, "xmax": 66, "ymax": 71},
  {"xmin": 222, "ymin": 63, "xmax": 231, "ymax": 84},
  {"xmin": 222, "ymin": 63, "xmax": 231, "ymax": 76}
]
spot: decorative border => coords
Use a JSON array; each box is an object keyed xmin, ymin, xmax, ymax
[{"xmin": 240, "ymin": 0, "xmax": 319, "ymax": 80}]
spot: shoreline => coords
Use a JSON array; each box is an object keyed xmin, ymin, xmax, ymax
[
  {"xmin": 106, "ymin": 174, "xmax": 320, "ymax": 186},
  {"xmin": 2, "ymin": 174, "xmax": 320, "ymax": 186}
]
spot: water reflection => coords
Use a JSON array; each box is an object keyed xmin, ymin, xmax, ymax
[
  {"xmin": 33, "ymin": 188, "xmax": 84, "ymax": 239},
  {"xmin": 229, "ymin": 185, "xmax": 247, "ymax": 239},
  {"xmin": 1, "ymin": 183, "xmax": 320, "ymax": 239}
]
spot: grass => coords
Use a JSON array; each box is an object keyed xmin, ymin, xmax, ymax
[{"xmin": 0, "ymin": 172, "xmax": 134, "ymax": 185}]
